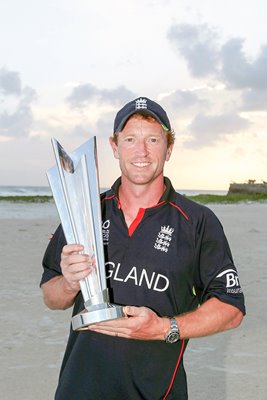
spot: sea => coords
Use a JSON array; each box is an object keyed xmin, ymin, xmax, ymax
[
  {"xmin": 0, "ymin": 185, "xmax": 227, "ymax": 219},
  {"xmin": 0, "ymin": 186, "xmax": 55, "ymax": 219},
  {"xmin": 0, "ymin": 185, "xmax": 227, "ymax": 197}
]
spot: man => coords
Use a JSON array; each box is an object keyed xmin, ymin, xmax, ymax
[{"xmin": 41, "ymin": 97, "xmax": 245, "ymax": 400}]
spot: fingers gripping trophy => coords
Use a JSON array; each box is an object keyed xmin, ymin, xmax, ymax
[{"xmin": 47, "ymin": 136, "xmax": 125, "ymax": 330}]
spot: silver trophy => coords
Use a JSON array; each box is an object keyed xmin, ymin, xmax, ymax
[{"xmin": 47, "ymin": 136, "xmax": 124, "ymax": 330}]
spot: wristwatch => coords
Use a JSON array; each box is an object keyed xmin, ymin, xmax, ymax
[{"xmin": 164, "ymin": 317, "xmax": 180, "ymax": 344}]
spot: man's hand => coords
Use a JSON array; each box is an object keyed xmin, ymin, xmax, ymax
[
  {"xmin": 88, "ymin": 306, "xmax": 170, "ymax": 341},
  {"xmin": 87, "ymin": 298, "xmax": 243, "ymax": 341},
  {"xmin": 60, "ymin": 244, "xmax": 94, "ymax": 294},
  {"xmin": 41, "ymin": 243, "xmax": 94, "ymax": 310}
]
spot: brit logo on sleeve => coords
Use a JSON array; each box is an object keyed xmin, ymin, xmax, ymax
[
  {"xmin": 154, "ymin": 225, "xmax": 174, "ymax": 253},
  {"xmin": 216, "ymin": 268, "xmax": 243, "ymax": 294}
]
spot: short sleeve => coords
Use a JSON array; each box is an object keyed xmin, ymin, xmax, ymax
[
  {"xmin": 40, "ymin": 224, "xmax": 66, "ymax": 286},
  {"xmin": 195, "ymin": 209, "xmax": 246, "ymax": 315}
]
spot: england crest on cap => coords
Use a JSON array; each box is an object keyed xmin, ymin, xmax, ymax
[{"xmin": 135, "ymin": 98, "xmax": 148, "ymax": 110}]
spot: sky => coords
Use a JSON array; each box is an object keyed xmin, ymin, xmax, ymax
[{"xmin": 0, "ymin": 0, "xmax": 267, "ymax": 190}]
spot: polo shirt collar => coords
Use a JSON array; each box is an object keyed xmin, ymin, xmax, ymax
[{"xmin": 111, "ymin": 177, "xmax": 177, "ymax": 204}]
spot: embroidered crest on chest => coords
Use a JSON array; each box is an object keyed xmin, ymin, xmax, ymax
[{"xmin": 154, "ymin": 225, "xmax": 174, "ymax": 253}]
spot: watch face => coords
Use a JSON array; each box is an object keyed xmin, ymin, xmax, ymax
[{"xmin": 166, "ymin": 332, "xmax": 179, "ymax": 343}]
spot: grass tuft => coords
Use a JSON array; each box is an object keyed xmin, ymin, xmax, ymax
[
  {"xmin": 1, "ymin": 193, "xmax": 267, "ymax": 205},
  {"xmin": 186, "ymin": 193, "xmax": 267, "ymax": 204},
  {"xmin": 0, "ymin": 196, "xmax": 53, "ymax": 203}
]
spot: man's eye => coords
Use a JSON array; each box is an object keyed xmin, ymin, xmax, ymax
[
  {"xmin": 125, "ymin": 137, "xmax": 134, "ymax": 142},
  {"xmin": 148, "ymin": 137, "xmax": 158, "ymax": 143}
]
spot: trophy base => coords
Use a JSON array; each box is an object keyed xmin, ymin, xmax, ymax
[{"xmin": 72, "ymin": 304, "xmax": 125, "ymax": 331}]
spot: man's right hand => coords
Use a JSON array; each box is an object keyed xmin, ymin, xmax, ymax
[{"xmin": 60, "ymin": 244, "xmax": 94, "ymax": 294}]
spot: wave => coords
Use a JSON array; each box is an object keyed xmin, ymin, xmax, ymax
[{"xmin": 0, "ymin": 186, "xmax": 52, "ymax": 197}]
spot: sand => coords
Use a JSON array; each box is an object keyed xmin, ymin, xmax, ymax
[{"xmin": 0, "ymin": 201, "xmax": 266, "ymax": 400}]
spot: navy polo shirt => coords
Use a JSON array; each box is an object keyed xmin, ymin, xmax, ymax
[{"xmin": 41, "ymin": 177, "xmax": 245, "ymax": 400}]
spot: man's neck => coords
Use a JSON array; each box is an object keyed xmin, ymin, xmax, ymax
[{"xmin": 119, "ymin": 176, "xmax": 165, "ymax": 210}]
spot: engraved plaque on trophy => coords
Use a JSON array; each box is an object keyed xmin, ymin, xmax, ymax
[{"xmin": 47, "ymin": 136, "xmax": 124, "ymax": 330}]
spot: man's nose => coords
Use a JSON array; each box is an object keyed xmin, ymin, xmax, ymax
[{"xmin": 136, "ymin": 139, "xmax": 149, "ymax": 155}]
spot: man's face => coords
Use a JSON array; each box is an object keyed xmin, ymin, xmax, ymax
[{"xmin": 110, "ymin": 115, "xmax": 173, "ymax": 186}]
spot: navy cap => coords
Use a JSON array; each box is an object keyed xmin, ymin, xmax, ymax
[{"xmin": 113, "ymin": 97, "xmax": 171, "ymax": 133}]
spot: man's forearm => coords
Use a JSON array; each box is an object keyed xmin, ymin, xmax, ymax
[
  {"xmin": 87, "ymin": 298, "xmax": 243, "ymax": 341},
  {"xmin": 176, "ymin": 297, "xmax": 243, "ymax": 340},
  {"xmin": 41, "ymin": 276, "xmax": 79, "ymax": 310}
]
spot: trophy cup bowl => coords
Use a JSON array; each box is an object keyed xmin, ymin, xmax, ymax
[{"xmin": 47, "ymin": 136, "xmax": 125, "ymax": 330}]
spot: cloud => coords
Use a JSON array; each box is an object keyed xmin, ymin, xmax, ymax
[
  {"xmin": 0, "ymin": 68, "xmax": 22, "ymax": 95},
  {"xmin": 167, "ymin": 23, "xmax": 267, "ymax": 112},
  {"xmin": 162, "ymin": 89, "xmax": 207, "ymax": 112},
  {"xmin": 95, "ymin": 111, "xmax": 116, "ymax": 137},
  {"xmin": 0, "ymin": 68, "xmax": 37, "ymax": 138},
  {"xmin": 186, "ymin": 112, "xmax": 251, "ymax": 147},
  {"xmin": 241, "ymin": 88, "xmax": 267, "ymax": 111},
  {"xmin": 71, "ymin": 111, "xmax": 117, "ymax": 138},
  {"xmin": 167, "ymin": 23, "xmax": 219, "ymax": 77},
  {"xmin": 221, "ymin": 39, "xmax": 267, "ymax": 90},
  {"xmin": 67, "ymin": 83, "xmax": 136, "ymax": 108}
]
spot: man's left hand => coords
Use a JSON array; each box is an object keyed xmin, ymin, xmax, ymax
[{"xmin": 88, "ymin": 306, "xmax": 169, "ymax": 341}]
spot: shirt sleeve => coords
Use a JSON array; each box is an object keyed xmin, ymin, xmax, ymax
[
  {"xmin": 195, "ymin": 208, "xmax": 246, "ymax": 315},
  {"xmin": 40, "ymin": 224, "xmax": 66, "ymax": 286}
]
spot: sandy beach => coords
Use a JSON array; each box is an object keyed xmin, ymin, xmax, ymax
[{"xmin": 0, "ymin": 201, "xmax": 266, "ymax": 400}]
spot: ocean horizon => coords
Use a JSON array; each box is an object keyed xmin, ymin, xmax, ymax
[
  {"xmin": 0, "ymin": 185, "xmax": 228, "ymax": 197},
  {"xmin": 1, "ymin": 185, "xmax": 265, "ymax": 220}
]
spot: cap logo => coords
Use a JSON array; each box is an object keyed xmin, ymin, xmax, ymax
[{"xmin": 135, "ymin": 97, "xmax": 147, "ymax": 110}]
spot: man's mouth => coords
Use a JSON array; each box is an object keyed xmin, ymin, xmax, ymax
[{"xmin": 132, "ymin": 162, "xmax": 150, "ymax": 168}]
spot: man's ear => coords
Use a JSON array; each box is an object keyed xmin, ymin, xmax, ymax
[
  {"xmin": 109, "ymin": 136, "xmax": 119, "ymax": 159},
  {"xmin": 165, "ymin": 143, "xmax": 173, "ymax": 161}
]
